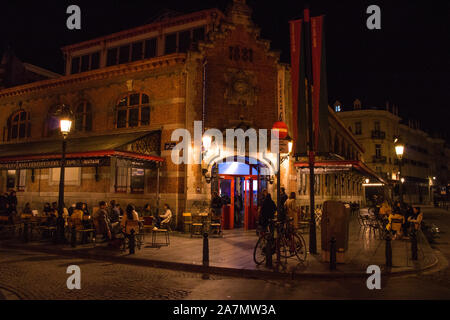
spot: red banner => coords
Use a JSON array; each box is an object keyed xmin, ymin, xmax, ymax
[
  {"xmin": 289, "ymin": 19, "xmax": 302, "ymax": 147},
  {"xmin": 311, "ymin": 16, "xmax": 324, "ymax": 151}
]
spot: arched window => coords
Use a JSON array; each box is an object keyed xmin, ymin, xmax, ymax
[
  {"xmin": 7, "ymin": 110, "xmax": 30, "ymax": 141},
  {"xmin": 116, "ymin": 93, "xmax": 150, "ymax": 128},
  {"xmin": 75, "ymin": 101, "xmax": 92, "ymax": 132}
]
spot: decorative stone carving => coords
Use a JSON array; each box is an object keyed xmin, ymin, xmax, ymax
[{"xmin": 224, "ymin": 69, "xmax": 257, "ymax": 106}]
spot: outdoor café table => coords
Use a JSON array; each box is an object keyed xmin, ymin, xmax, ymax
[{"xmin": 198, "ymin": 212, "xmax": 209, "ymax": 234}]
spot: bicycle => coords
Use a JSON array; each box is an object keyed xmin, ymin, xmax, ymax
[{"xmin": 253, "ymin": 218, "xmax": 307, "ymax": 265}]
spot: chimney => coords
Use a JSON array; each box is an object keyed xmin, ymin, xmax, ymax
[{"xmin": 353, "ymin": 98, "xmax": 361, "ymax": 110}]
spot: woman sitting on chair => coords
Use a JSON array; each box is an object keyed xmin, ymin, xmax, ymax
[
  {"xmin": 121, "ymin": 204, "xmax": 141, "ymax": 234},
  {"xmin": 153, "ymin": 204, "xmax": 172, "ymax": 230}
]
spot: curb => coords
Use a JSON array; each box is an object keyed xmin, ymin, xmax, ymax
[{"xmin": 0, "ymin": 241, "xmax": 439, "ymax": 280}]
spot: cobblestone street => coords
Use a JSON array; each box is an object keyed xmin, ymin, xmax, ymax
[{"xmin": 1, "ymin": 207, "xmax": 450, "ymax": 300}]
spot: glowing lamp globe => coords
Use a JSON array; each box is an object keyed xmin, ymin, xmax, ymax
[{"xmin": 272, "ymin": 121, "xmax": 288, "ymax": 139}]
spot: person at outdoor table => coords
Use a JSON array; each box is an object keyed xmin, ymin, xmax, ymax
[
  {"xmin": 259, "ymin": 193, "xmax": 276, "ymax": 231},
  {"xmin": 210, "ymin": 192, "xmax": 223, "ymax": 222},
  {"xmin": 386, "ymin": 210, "xmax": 405, "ymax": 239},
  {"xmin": 284, "ymin": 192, "xmax": 298, "ymax": 229},
  {"xmin": 22, "ymin": 203, "xmax": 32, "ymax": 215},
  {"xmin": 7, "ymin": 191, "xmax": 17, "ymax": 214},
  {"xmin": 121, "ymin": 204, "xmax": 141, "ymax": 234},
  {"xmin": 96, "ymin": 201, "xmax": 111, "ymax": 242},
  {"xmin": 379, "ymin": 200, "xmax": 392, "ymax": 217},
  {"xmin": 408, "ymin": 207, "xmax": 423, "ymax": 232},
  {"xmin": 154, "ymin": 204, "xmax": 172, "ymax": 230},
  {"xmin": 43, "ymin": 203, "xmax": 52, "ymax": 216},
  {"xmin": 108, "ymin": 200, "xmax": 120, "ymax": 223}
]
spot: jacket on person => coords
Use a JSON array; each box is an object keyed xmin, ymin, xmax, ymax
[
  {"xmin": 160, "ymin": 209, "xmax": 172, "ymax": 225},
  {"xmin": 96, "ymin": 208, "xmax": 110, "ymax": 234}
]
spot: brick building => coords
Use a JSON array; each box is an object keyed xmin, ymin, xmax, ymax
[{"xmin": 0, "ymin": 0, "xmax": 377, "ymax": 229}]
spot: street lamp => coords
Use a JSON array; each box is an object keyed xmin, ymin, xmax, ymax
[
  {"xmin": 55, "ymin": 104, "xmax": 73, "ymax": 243},
  {"xmin": 395, "ymin": 140, "xmax": 405, "ymax": 203}
]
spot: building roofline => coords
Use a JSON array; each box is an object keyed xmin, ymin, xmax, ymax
[
  {"xmin": 329, "ymin": 106, "xmax": 365, "ymax": 153},
  {"xmin": 22, "ymin": 63, "xmax": 61, "ymax": 79},
  {"xmin": 0, "ymin": 54, "xmax": 186, "ymax": 99},
  {"xmin": 61, "ymin": 8, "xmax": 225, "ymax": 54}
]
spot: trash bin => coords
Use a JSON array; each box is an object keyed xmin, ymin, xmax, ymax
[{"xmin": 321, "ymin": 201, "xmax": 350, "ymax": 263}]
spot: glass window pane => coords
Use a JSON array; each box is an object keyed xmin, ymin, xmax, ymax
[
  {"xmin": 118, "ymin": 96, "xmax": 128, "ymax": 107},
  {"xmin": 179, "ymin": 30, "xmax": 191, "ymax": 53},
  {"xmin": 13, "ymin": 114, "xmax": 19, "ymax": 122},
  {"xmin": 71, "ymin": 57, "xmax": 80, "ymax": 74},
  {"xmin": 80, "ymin": 55, "xmax": 89, "ymax": 72},
  {"xmin": 119, "ymin": 45, "xmax": 130, "ymax": 64},
  {"xmin": 141, "ymin": 94, "xmax": 149, "ymax": 104},
  {"xmin": 129, "ymin": 93, "xmax": 140, "ymax": 106},
  {"xmin": 91, "ymin": 52, "xmax": 100, "ymax": 70},
  {"xmin": 117, "ymin": 109, "xmax": 127, "ymax": 128},
  {"xmin": 164, "ymin": 33, "xmax": 177, "ymax": 54},
  {"xmin": 85, "ymin": 113, "xmax": 92, "ymax": 131},
  {"xmin": 144, "ymin": 38, "xmax": 157, "ymax": 58},
  {"xmin": 76, "ymin": 103, "xmax": 84, "ymax": 113},
  {"xmin": 20, "ymin": 111, "xmax": 26, "ymax": 121},
  {"xmin": 129, "ymin": 108, "xmax": 139, "ymax": 127},
  {"xmin": 19, "ymin": 123, "xmax": 26, "ymax": 138},
  {"xmin": 75, "ymin": 115, "xmax": 83, "ymax": 131},
  {"xmin": 107, "ymin": 48, "xmax": 118, "ymax": 66},
  {"xmin": 131, "ymin": 42, "xmax": 143, "ymax": 61},
  {"xmin": 11, "ymin": 125, "xmax": 18, "ymax": 139},
  {"xmin": 27, "ymin": 123, "xmax": 31, "ymax": 137},
  {"xmin": 193, "ymin": 27, "xmax": 205, "ymax": 42},
  {"xmin": 141, "ymin": 107, "xmax": 150, "ymax": 126},
  {"xmin": 131, "ymin": 168, "xmax": 144, "ymax": 193}
]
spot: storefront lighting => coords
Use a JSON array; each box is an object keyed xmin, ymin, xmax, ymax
[
  {"xmin": 365, "ymin": 178, "xmax": 370, "ymax": 184},
  {"xmin": 401, "ymin": 178, "xmax": 405, "ymax": 183}
]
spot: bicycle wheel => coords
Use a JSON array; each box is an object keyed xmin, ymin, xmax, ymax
[
  {"xmin": 279, "ymin": 235, "xmax": 294, "ymax": 258},
  {"xmin": 293, "ymin": 233, "xmax": 307, "ymax": 262},
  {"xmin": 253, "ymin": 235, "xmax": 268, "ymax": 265}
]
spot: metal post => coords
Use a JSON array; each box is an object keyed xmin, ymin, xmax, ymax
[
  {"xmin": 411, "ymin": 229, "xmax": 418, "ymax": 260},
  {"xmin": 399, "ymin": 159, "xmax": 403, "ymax": 203},
  {"xmin": 277, "ymin": 151, "xmax": 281, "ymax": 218},
  {"xmin": 23, "ymin": 221, "xmax": 29, "ymax": 243},
  {"xmin": 385, "ymin": 233, "xmax": 392, "ymax": 267},
  {"xmin": 56, "ymin": 138, "xmax": 67, "ymax": 244},
  {"xmin": 203, "ymin": 232, "xmax": 209, "ymax": 267},
  {"xmin": 156, "ymin": 164, "xmax": 160, "ymax": 215},
  {"xmin": 330, "ymin": 237, "xmax": 337, "ymax": 270},
  {"xmin": 129, "ymin": 229, "xmax": 136, "ymax": 255},
  {"xmin": 265, "ymin": 232, "xmax": 273, "ymax": 268},
  {"xmin": 304, "ymin": 9, "xmax": 317, "ymax": 255},
  {"xmin": 71, "ymin": 225, "xmax": 77, "ymax": 248}
]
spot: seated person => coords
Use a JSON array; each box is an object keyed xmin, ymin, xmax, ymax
[
  {"xmin": 22, "ymin": 203, "xmax": 32, "ymax": 215},
  {"xmin": 121, "ymin": 204, "xmax": 141, "ymax": 234},
  {"xmin": 154, "ymin": 204, "xmax": 172, "ymax": 230},
  {"xmin": 386, "ymin": 211, "xmax": 405, "ymax": 239}
]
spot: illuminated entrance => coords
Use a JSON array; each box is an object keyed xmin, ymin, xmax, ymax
[{"xmin": 212, "ymin": 159, "xmax": 268, "ymax": 230}]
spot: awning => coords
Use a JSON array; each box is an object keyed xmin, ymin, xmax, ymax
[
  {"xmin": 0, "ymin": 131, "xmax": 164, "ymax": 169},
  {"xmin": 294, "ymin": 160, "xmax": 385, "ymax": 184}
]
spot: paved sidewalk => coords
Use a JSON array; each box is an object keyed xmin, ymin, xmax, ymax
[{"xmin": 0, "ymin": 217, "xmax": 438, "ymax": 279}]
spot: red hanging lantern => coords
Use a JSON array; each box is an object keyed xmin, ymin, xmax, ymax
[{"xmin": 272, "ymin": 121, "xmax": 288, "ymax": 139}]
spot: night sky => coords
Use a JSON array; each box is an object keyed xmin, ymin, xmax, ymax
[{"xmin": 1, "ymin": 0, "xmax": 449, "ymax": 138}]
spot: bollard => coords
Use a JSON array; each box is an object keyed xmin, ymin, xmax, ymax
[
  {"xmin": 385, "ymin": 233, "xmax": 392, "ymax": 267},
  {"xmin": 330, "ymin": 237, "xmax": 337, "ymax": 270},
  {"xmin": 411, "ymin": 229, "xmax": 418, "ymax": 260},
  {"xmin": 203, "ymin": 232, "xmax": 209, "ymax": 267},
  {"xmin": 23, "ymin": 222, "xmax": 29, "ymax": 243},
  {"xmin": 129, "ymin": 229, "xmax": 136, "ymax": 254},
  {"xmin": 265, "ymin": 235, "xmax": 273, "ymax": 268},
  {"xmin": 71, "ymin": 226, "xmax": 77, "ymax": 248}
]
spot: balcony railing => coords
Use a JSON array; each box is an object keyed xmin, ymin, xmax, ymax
[
  {"xmin": 371, "ymin": 130, "xmax": 386, "ymax": 139},
  {"xmin": 372, "ymin": 155, "xmax": 387, "ymax": 163}
]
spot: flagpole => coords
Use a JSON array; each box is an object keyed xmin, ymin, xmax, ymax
[{"xmin": 304, "ymin": 7, "xmax": 317, "ymax": 255}]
